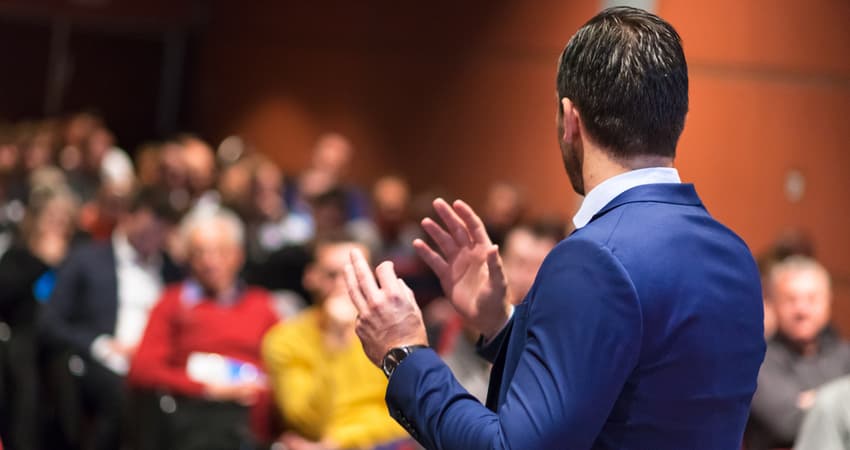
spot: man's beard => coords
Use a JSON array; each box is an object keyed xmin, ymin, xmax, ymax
[{"xmin": 558, "ymin": 122, "xmax": 585, "ymax": 196}]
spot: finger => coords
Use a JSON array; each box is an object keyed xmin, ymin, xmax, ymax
[
  {"xmin": 421, "ymin": 217, "xmax": 457, "ymax": 257},
  {"xmin": 433, "ymin": 198, "xmax": 472, "ymax": 248},
  {"xmin": 398, "ymin": 278, "xmax": 416, "ymax": 304},
  {"xmin": 486, "ymin": 245, "xmax": 508, "ymax": 291},
  {"xmin": 343, "ymin": 263, "xmax": 368, "ymax": 314},
  {"xmin": 413, "ymin": 238, "xmax": 449, "ymax": 278},
  {"xmin": 375, "ymin": 261, "xmax": 403, "ymax": 300},
  {"xmin": 349, "ymin": 249, "xmax": 381, "ymax": 305},
  {"xmin": 453, "ymin": 199, "xmax": 492, "ymax": 246}
]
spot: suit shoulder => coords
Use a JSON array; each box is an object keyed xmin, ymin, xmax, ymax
[{"xmin": 540, "ymin": 236, "xmax": 632, "ymax": 285}]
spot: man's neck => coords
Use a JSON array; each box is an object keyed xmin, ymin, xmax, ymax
[{"xmin": 582, "ymin": 149, "xmax": 674, "ymax": 194}]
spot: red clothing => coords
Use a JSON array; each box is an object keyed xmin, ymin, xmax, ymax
[{"xmin": 128, "ymin": 282, "xmax": 280, "ymax": 439}]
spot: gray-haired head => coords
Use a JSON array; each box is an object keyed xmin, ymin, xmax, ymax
[{"xmin": 180, "ymin": 205, "xmax": 245, "ymax": 249}]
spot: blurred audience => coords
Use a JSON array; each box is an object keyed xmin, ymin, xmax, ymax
[
  {"xmin": 311, "ymin": 187, "xmax": 380, "ymax": 253},
  {"xmin": 287, "ymin": 133, "xmax": 371, "ymax": 223},
  {"xmin": 4, "ymin": 112, "xmax": 840, "ymax": 450},
  {"xmin": 372, "ymin": 176, "xmax": 420, "ymax": 269},
  {"xmin": 482, "ymin": 182, "xmax": 525, "ymax": 247},
  {"xmin": 129, "ymin": 208, "xmax": 279, "ymax": 450},
  {"xmin": 244, "ymin": 156, "xmax": 314, "ymax": 263},
  {"xmin": 239, "ymin": 156, "xmax": 314, "ymax": 309},
  {"xmin": 746, "ymin": 256, "xmax": 850, "ymax": 450},
  {"xmin": 157, "ymin": 134, "xmax": 219, "ymax": 216},
  {"xmin": 38, "ymin": 188, "xmax": 182, "ymax": 450},
  {"xmin": 501, "ymin": 223, "xmax": 561, "ymax": 304},
  {"xmin": 262, "ymin": 236, "xmax": 409, "ymax": 450},
  {"xmin": 0, "ymin": 184, "xmax": 79, "ymax": 450}
]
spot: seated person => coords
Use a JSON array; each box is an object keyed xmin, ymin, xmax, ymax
[
  {"xmin": 746, "ymin": 256, "xmax": 850, "ymax": 450},
  {"xmin": 39, "ymin": 187, "xmax": 182, "ymax": 450},
  {"xmin": 128, "ymin": 208, "xmax": 280, "ymax": 450},
  {"xmin": 262, "ymin": 235, "xmax": 409, "ymax": 450}
]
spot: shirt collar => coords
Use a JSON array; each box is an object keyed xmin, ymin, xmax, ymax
[
  {"xmin": 572, "ymin": 167, "xmax": 681, "ymax": 229},
  {"xmin": 112, "ymin": 232, "xmax": 138, "ymax": 264},
  {"xmin": 180, "ymin": 278, "xmax": 244, "ymax": 307}
]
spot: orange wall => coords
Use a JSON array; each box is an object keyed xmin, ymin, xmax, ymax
[{"xmin": 193, "ymin": 0, "xmax": 850, "ymax": 333}]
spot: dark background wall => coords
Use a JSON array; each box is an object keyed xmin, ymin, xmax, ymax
[{"xmin": 1, "ymin": 0, "xmax": 849, "ymax": 334}]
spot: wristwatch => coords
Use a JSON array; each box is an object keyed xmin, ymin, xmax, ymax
[{"xmin": 382, "ymin": 345, "xmax": 428, "ymax": 378}]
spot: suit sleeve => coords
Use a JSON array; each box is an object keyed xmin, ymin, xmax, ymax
[
  {"xmin": 127, "ymin": 291, "xmax": 206, "ymax": 396},
  {"xmin": 386, "ymin": 238, "xmax": 643, "ymax": 450},
  {"xmin": 39, "ymin": 248, "xmax": 101, "ymax": 354},
  {"xmin": 475, "ymin": 317, "xmax": 513, "ymax": 364}
]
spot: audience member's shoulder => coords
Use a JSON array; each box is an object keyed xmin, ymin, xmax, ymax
[
  {"xmin": 64, "ymin": 238, "xmax": 112, "ymax": 262},
  {"xmin": 762, "ymin": 335, "xmax": 796, "ymax": 368},
  {"xmin": 264, "ymin": 308, "xmax": 320, "ymax": 349}
]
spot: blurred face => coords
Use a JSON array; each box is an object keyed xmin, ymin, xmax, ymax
[
  {"xmin": 770, "ymin": 268, "xmax": 831, "ymax": 347},
  {"xmin": 307, "ymin": 242, "xmax": 368, "ymax": 324},
  {"xmin": 187, "ymin": 220, "xmax": 244, "ymax": 296},
  {"xmin": 159, "ymin": 143, "xmax": 188, "ymax": 190},
  {"xmin": 485, "ymin": 184, "xmax": 522, "ymax": 228},
  {"xmin": 374, "ymin": 177, "xmax": 410, "ymax": 222},
  {"xmin": 0, "ymin": 144, "xmax": 19, "ymax": 174},
  {"xmin": 124, "ymin": 208, "xmax": 169, "ymax": 260},
  {"xmin": 251, "ymin": 163, "xmax": 283, "ymax": 221},
  {"xmin": 36, "ymin": 196, "xmax": 76, "ymax": 238},
  {"xmin": 312, "ymin": 134, "xmax": 352, "ymax": 175},
  {"xmin": 309, "ymin": 242, "xmax": 367, "ymax": 300},
  {"xmin": 503, "ymin": 229, "xmax": 555, "ymax": 303},
  {"xmin": 85, "ymin": 128, "xmax": 114, "ymax": 170},
  {"xmin": 23, "ymin": 135, "xmax": 54, "ymax": 172},
  {"xmin": 182, "ymin": 140, "xmax": 216, "ymax": 194},
  {"xmin": 136, "ymin": 146, "xmax": 161, "ymax": 187}
]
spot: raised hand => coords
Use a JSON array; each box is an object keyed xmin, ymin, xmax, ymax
[
  {"xmin": 344, "ymin": 251, "xmax": 428, "ymax": 367},
  {"xmin": 413, "ymin": 198, "xmax": 512, "ymax": 339}
]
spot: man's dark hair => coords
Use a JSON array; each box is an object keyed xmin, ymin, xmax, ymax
[
  {"xmin": 129, "ymin": 187, "xmax": 184, "ymax": 224},
  {"xmin": 556, "ymin": 6, "xmax": 688, "ymax": 159}
]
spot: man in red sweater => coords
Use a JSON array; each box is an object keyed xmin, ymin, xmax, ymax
[{"xmin": 128, "ymin": 208, "xmax": 279, "ymax": 450}]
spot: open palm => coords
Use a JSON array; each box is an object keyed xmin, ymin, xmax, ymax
[{"xmin": 414, "ymin": 198, "xmax": 511, "ymax": 338}]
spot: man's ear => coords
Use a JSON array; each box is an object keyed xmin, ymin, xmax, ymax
[{"xmin": 560, "ymin": 97, "xmax": 581, "ymax": 143}]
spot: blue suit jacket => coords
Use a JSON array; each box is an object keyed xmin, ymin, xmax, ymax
[{"xmin": 386, "ymin": 184, "xmax": 766, "ymax": 450}]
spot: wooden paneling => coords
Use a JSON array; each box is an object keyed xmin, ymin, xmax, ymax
[{"xmin": 192, "ymin": 0, "xmax": 850, "ymax": 333}]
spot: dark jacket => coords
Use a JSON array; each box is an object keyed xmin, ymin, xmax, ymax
[{"xmin": 39, "ymin": 240, "xmax": 183, "ymax": 356}]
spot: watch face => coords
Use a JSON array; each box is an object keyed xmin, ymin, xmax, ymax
[{"xmin": 382, "ymin": 347, "xmax": 410, "ymax": 377}]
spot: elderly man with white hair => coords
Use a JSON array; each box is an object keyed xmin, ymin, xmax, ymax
[{"xmin": 129, "ymin": 207, "xmax": 280, "ymax": 450}]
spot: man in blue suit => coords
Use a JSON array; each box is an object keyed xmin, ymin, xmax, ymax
[{"xmin": 344, "ymin": 6, "xmax": 765, "ymax": 450}]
